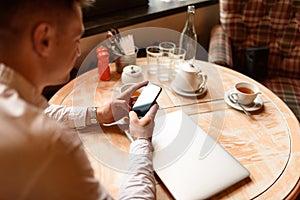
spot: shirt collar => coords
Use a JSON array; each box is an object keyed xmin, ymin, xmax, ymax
[{"xmin": 0, "ymin": 63, "xmax": 48, "ymax": 109}]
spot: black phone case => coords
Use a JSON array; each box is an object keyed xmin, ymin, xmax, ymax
[{"xmin": 131, "ymin": 86, "xmax": 161, "ymax": 118}]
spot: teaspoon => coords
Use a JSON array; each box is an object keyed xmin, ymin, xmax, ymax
[{"xmin": 229, "ymin": 93, "xmax": 251, "ymax": 116}]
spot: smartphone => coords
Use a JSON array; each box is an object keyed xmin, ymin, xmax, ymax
[{"xmin": 131, "ymin": 82, "xmax": 162, "ymax": 118}]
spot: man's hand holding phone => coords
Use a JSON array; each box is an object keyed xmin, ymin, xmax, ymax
[
  {"xmin": 131, "ymin": 82, "xmax": 162, "ymax": 118},
  {"xmin": 129, "ymin": 103, "xmax": 159, "ymax": 141},
  {"xmin": 96, "ymin": 81, "xmax": 149, "ymax": 124},
  {"xmin": 129, "ymin": 82, "xmax": 161, "ymax": 141},
  {"xmin": 97, "ymin": 80, "xmax": 160, "ymax": 142}
]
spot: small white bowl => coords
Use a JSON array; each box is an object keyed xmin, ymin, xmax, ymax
[{"xmin": 121, "ymin": 65, "xmax": 144, "ymax": 84}]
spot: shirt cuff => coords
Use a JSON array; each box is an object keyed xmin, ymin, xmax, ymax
[
  {"xmin": 130, "ymin": 139, "xmax": 154, "ymax": 154},
  {"xmin": 69, "ymin": 106, "xmax": 88, "ymax": 128}
]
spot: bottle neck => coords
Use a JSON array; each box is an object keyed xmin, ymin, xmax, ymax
[
  {"xmin": 187, "ymin": 12, "xmax": 194, "ymax": 27},
  {"xmin": 185, "ymin": 6, "xmax": 195, "ymax": 31}
]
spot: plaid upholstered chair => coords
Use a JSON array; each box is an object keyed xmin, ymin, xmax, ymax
[{"xmin": 208, "ymin": 0, "xmax": 300, "ymax": 120}]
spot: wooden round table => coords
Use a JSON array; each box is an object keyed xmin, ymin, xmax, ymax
[{"xmin": 50, "ymin": 58, "xmax": 300, "ymax": 199}]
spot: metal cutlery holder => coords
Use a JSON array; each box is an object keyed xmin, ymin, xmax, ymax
[{"xmin": 115, "ymin": 48, "xmax": 139, "ymax": 73}]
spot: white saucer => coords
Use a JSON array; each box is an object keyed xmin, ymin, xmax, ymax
[
  {"xmin": 224, "ymin": 89, "xmax": 263, "ymax": 112},
  {"xmin": 171, "ymin": 83, "xmax": 207, "ymax": 97}
]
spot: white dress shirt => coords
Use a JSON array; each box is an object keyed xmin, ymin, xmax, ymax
[{"xmin": 0, "ymin": 63, "xmax": 155, "ymax": 200}]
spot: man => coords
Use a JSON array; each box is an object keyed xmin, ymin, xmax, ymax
[{"xmin": 0, "ymin": 0, "xmax": 158, "ymax": 199}]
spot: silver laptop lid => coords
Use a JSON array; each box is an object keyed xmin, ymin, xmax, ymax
[{"xmin": 152, "ymin": 110, "xmax": 250, "ymax": 199}]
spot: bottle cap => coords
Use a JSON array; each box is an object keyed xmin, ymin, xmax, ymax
[
  {"xmin": 188, "ymin": 5, "xmax": 195, "ymax": 14},
  {"xmin": 96, "ymin": 46, "xmax": 109, "ymax": 57}
]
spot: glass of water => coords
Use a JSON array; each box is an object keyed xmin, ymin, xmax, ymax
[
  {"xmin": 146, "ymin": 46, "xmax": 162, "ymax": 74},
  {"xmin": 172, "ymin": 47, "xmax": 186, "ymax": 71},
  {"xmin": 157, "ymin": 42, "xmax": 176, "ymax": 82}
]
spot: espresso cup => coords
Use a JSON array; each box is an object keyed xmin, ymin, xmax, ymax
[
  {"xmin": 119, "ymin": 83, "xmax": 135, "ymax": 93},
  {"xmin": 173, "ymin": 61, "xmax": 207, "ymax": 92},
  {"xmin": 233, "ymin": 82, "xmax": 260, "ymax": 105},
  {"xmin": 119, "ymin": 83, "xmax": 141, "ymax": 98}
]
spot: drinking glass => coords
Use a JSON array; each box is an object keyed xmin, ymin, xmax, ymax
[
  {"xmin": 172, "ymin": 47, "xmax": 186, "ymax": 72},
  {"xmin": 146, "ymin": 46, "xmax": 162, "ymax": 74},
  {"xmin": 157, "ymin": 42, "xmax": 176, "ymax": 82}
]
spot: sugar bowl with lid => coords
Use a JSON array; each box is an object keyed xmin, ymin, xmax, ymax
[{"xmin": 121, "ymin": 65, "xmax": 144, "ymax": 84}]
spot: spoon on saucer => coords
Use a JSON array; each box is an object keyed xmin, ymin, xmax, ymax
[{"xmin": 229, "ymin": 93, "xmax": 251, "ymax": 116}]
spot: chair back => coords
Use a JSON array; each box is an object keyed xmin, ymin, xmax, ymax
[{"xmin": 220, "ymin": 0, "xmax": 300, "ymax": 78}]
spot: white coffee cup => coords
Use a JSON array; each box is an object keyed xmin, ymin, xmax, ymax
[
  {"xmin": 173, "ymin": 62, "xmax": 207, "ymax": 92},
  {"xmin": 232, "ymin": 82, "xmax": 260, "ymax": 105},
  {"xmin": 119, "ymin": 83, "xmax": 135, "ymax": 93},
  {"xmin": 119, "ymin": 83, "xmax": 142, "ymax": 98}
]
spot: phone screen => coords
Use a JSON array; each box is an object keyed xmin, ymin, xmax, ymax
[{"xmin": 131, "ymin": 82, "xmax": 162, "ymax": 118}]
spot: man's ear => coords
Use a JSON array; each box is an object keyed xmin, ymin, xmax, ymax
[{"xmin": 32, "ymin": 22, "xmax": 54, "ymax": 57}]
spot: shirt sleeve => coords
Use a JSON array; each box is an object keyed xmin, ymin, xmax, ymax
[
  {"xmin": 118, "ymin": 139, "xmax": 156, "ymax": 200},
  {"xmin": 44, "ymin": 104, "xmax": 88, "ymax": 129}
]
